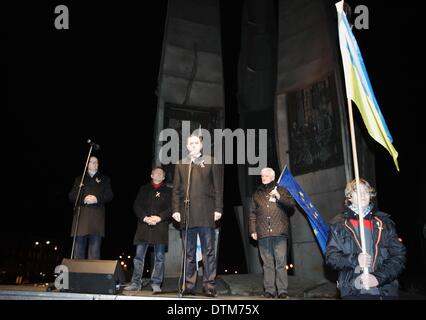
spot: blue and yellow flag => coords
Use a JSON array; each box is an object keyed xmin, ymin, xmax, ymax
[
  {"xmin": 336, "ymin": 1, "xmax": 399, "ymax": 171},
  {"xmin": 277, "ymin": 167, "xmax": 329, "ymax": 255}
]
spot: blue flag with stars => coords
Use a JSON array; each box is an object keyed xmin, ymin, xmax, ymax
[{"xmin": 277, "ymin": 166, "xmax": 330, "ymax": 255}]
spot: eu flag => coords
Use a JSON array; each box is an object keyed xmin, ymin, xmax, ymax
[{"xmin": 277, "ymin": 166, "xmax": 330, "ymax": 255}]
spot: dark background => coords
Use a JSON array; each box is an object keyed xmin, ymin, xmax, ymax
[{"xmin": 3, "ymin": 0, "xmax": 424, "ymax": 285}]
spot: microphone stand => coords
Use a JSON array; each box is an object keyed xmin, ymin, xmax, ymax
[
  {"xmin": 70, "ymin": 143, "xmax": 94, "ymax": 259},
  {"xmin": 178, "ymin": 160, "xmax": 193, "ymax": 297}
]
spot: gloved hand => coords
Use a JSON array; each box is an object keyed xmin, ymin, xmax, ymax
[
  {"xmin": 214, "ymin": 211, "xmax": 222, "ymax": 221},
  {"xmin": 358, "ymin": 252, "xmax": 372, "ymax": 269},
  {"xmin": 358, "ymin": 273, "xmax": 379, "ymax": 289},
  {"xmin": 172, "ymin": 212, "xmax": 181, "ymax": 222},
  {"xmin": 269, "ymin": 188, "xmax": 280, "ymax": 200}
]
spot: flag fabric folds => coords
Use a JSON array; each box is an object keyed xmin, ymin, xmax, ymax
[
  {"xmin": 277, "ymin": 166, "xmax": 330, "ymax": 255},
  {"xmin": 335, "ymin": 1, "xmax": 399, "ymax": 171}
]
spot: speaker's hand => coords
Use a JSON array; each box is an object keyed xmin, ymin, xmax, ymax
[
  {"xmin": 150, "ymin": 215, "xmax": 161, "ymax": 225},
  {"xmin": 84, "ymin": 195, "xmax": 97, "ymax": 204}
]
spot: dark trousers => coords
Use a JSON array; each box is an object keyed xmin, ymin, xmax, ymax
[
  {"xmin": 258, "ymin": 235, "xmax": 288, "ymax": 295},
  {"xmin": 182, "ymin": 227, "xmax": 217, "ymax": 291},
  {"xmin": 131, "ymin": 242, "xmax": 166, "ymax": 288},
  {"xmin": 74, "ymin": 235, "xmax": 101, "ymax": 259}
]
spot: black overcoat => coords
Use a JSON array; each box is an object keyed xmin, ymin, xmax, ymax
[
  {"xmin": 69, "ymin": 172, "xmax": 113, "ymax": 237},
  {"xmin": 172, "ymin": 155, "xmax": 223, "ymax": 229},
  {"xmin": 133, "ymin": 183, "xmax": 172, "ymax": 245}
]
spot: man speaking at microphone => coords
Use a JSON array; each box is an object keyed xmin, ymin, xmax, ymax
[
  {"xmin": 172, "ymin": 134, "xmax": 223, "ymax": 297},
  {"xmin": 68, "ymin": 155, "xmax": 113, "ymax": 259}
]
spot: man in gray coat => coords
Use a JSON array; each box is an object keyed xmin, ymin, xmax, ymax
[
  {"xmin": 172, "ymin": 135, "xmax": 223, "ymax": 297},
  {"xmin": 69, "ymin": 156, "xmax": 113, "ymax": 259}
]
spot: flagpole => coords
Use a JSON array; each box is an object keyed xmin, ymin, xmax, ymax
[
  {"xmin": 337, "ymin": 0, "xmax": 370, "ymax": 281},
  {"xmin": 347, "ymin": 97, "xmax": 369, "ymax": 278},
  {"xmin": 277, "ymin": 164, "xmax": 287, "ymax": 183}
]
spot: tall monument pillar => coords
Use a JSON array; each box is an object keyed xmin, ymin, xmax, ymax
[{"xmin": 153, "ymin": 0, "xmax": 225, "ymax": 277}]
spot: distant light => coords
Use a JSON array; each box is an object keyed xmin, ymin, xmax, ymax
[
  {"xmin": 39, "ymin": 272, "xmax": 43, "ymax": 275},
  {"xmin": 289, "ymin": 264, "xmax": 293, "ymax": 268},
  {"xmin": 119, "ymin": 256, "xmax": 122, "ymax": 259},
  {"xmin": 127, "ymin": 256, "xmax": 131, "ymax": 259},
  {"xmin": 234, "ymin": 271, "xmax": 238, "ymax": 274},
  {"xmin": 286, "ymin": 265, "xmax": 289, "ymax": 270},
  {"xmin": 54, "ymin": 246, "xmax": 58, "ymax": 251},
  {"xmin": 46, "ymin": 241, "xmax": 50, "ymax": 245},
  {"xmin": 147, "ymin": 270, "xmax": 150, "ymax": 273},
  {"xmin": 398, "ymin": 238, "xmax": 403, "ymax": 242},
  {"xmin": 224, "ymin": 269, "xmax": 228, "ymax": 273},
  {"xmin": 120, "ymin": 261, "xmax": 125, "ymax": 266},
  {"xmin": 124, "ymin": 264, "xmax": 127, "ymax": 268},
  {"xmin": 35, "ymin": 242, "xmax": 39, "ymax": 246}
]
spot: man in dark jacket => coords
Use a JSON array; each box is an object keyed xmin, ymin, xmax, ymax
[
  {"xmin": 172, "ymin": 135, "xmax": 224, "ymax": 297},
  {"xmin": 68, "ymin": 156, "xmax": 113, "ymax": 259},
  {"xmin": 326, "ymin": 178, "xmax": 406, "ymax": 299},
  {"xmin": 124, "ymin": 167, "xmax": 172, "ymax": 293},
  {"xmin": 249, "ymin": 167, "xmax": 295, "ymax": 299}
]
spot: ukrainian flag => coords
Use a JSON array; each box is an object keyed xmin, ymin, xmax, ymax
[{"xmin": 336, "ymin": 1, "xmax": 399, "ymax": 171}]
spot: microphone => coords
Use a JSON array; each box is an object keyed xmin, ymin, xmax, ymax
[{"xmin": 87, "ymin": 139, "xmax": 100, "ymax": 150}]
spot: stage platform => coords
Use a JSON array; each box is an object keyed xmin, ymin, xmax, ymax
[
  {"xmin": 0, "ymin": 274, "xmax": 338, "ymax": 300},
  {"xmin": 2, "ymin": 274, "xmax": 424, "ymax": 300}
]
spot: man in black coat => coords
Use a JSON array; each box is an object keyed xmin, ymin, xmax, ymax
[
  {"xmin": 249, "ymin": 167, "xmax": 295, "ymax": 299},
  {"xmin": 326, "ymin": 179, "xmax": 406, "ymax": 299},
  {"xmin": 68, "ymin": 156, "xmax": 113, "ymax": 259},
  {"xmin": 172, "ymin": 135, "xmax": 224, "ymax": 297},
  {"xmin": 124, "ymin": 167, "xmax": 172, "ymax": 293}
]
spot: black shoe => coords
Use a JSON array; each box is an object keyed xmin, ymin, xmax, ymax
[
  {"xmin": 278, "ymin": 292, "xmax": 288, "ymax": 299},
  {"xmin": 263, "ymin": 292, "xmax": 275, "ymax": 298},
  {"xmin": 204, "ymin": 289, "xmax": 217, "ymax": 298},
  {"xmin": 182, "ymin": 289, "xmax": 195, "ymax": 296}
]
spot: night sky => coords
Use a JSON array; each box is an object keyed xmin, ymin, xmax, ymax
[{"xmin": 4, "ymin": 0, "xmax": 424, "ymax": 276}]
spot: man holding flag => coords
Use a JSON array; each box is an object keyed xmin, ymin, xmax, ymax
[
  {"xmin": 249, "ymin": 168, "xmax": 295, "ymax": 299},
  {"xmin": 325, "ymin": 179, "xmax": 406, "ymax": 299},
  {"xmin": 330, "ymin": 1, "xmax": 405, "ymax": 299}
]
